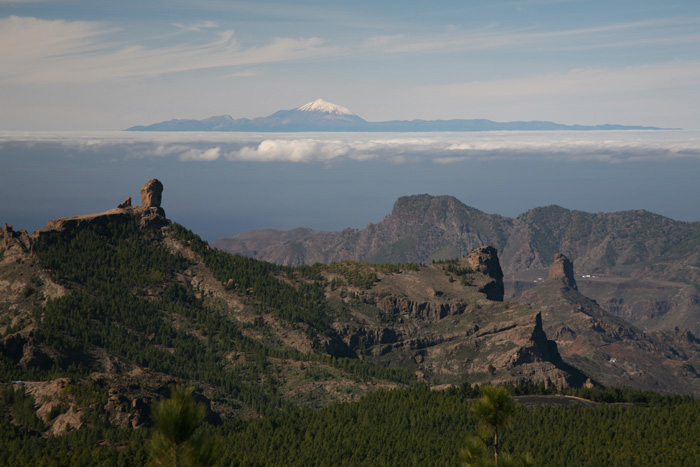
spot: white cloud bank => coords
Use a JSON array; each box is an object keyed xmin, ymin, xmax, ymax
[
  {"xmin": 2, "ymin": 130, "xmax": 698, "ymax": 165},
  {"xmin": 227, "ymin": 132, "xmax": 700, "ymax": 164}
]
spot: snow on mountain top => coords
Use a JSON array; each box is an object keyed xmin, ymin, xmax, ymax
[{"xmin": 297, "ymin": 99, "xmax": 356, "ymax": 115}]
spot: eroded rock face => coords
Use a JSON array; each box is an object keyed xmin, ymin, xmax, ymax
[
  {"xmin": 33, "ymin": 180, "xmax": 167, "ymax": 238},
  {"xmin": 548, "ymin": 253, "xmax": 578, "ymax": 290},
  {"xmin": 464, "ymin": 246, "xmax": 504, "ymax": 301},
  {"xmin": 1, "ymin": 223, "xmax": 31, "ymax": 256},
  {"xmin": 140, "ymin": 179, "xmax": 163, "ymax": 208},
  {"xmin": 0, "ymin": 332, "xmax": 53, "ymax": 370},
  {"xmin": 378, "ymin": 296, "xmax": 466, "ymax": 320}
]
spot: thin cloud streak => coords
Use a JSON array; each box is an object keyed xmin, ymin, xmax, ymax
[
  {"xmin": 172, "ymin": 21, "xmax": 219, "ymax": 32},
  {"xmin": 5, "ymin": 14, "xmax": 698, "ymax": 85},
  {"xmin": 415, "ymin": 61, "xmax": 700, "ymax": 99},
  {"xmin": 0, "ymin": 16, "xmax": 336, "ymax": 83},
  {"xmin": 365, "ymin": 18, "xmax": 700, "ymax": 54}
]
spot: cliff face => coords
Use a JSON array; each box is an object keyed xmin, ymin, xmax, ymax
[
  {"xmin": 0, "ymin": 223, "xmax": 31, "ymax": 258},
  {"xmin": 520, "ymin": 253, "xmax": 700, "ymax": 395},
  {"xmin": 215, "ymin": 196, "xmax": 700, "ymax": 276},
  {"xmin": 325, "ymin": 246, "xmax": 584, "ymax": 388}
]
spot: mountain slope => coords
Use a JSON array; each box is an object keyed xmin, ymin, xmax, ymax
[
  {"xmin": 1, "ymin": 180, "xmax": 586, "ymax": 435},
  {"xmin": 519, "ymin": 254, "xmax": 700, "ymax": 394}
]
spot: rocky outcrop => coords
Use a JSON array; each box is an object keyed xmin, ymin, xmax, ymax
[
  {"xmin": 335, "ymin": 325, "xmax": 399, "ymax": 354},
  {"xmin": 321, "ymin": 250, "xmax": 583, "ymax": 388},
  {"xmin": 0, "ymin": 332, "xmax": 53, "ymax": 370},
  {"xmin": 33, "ymin": 180, "xmax": 167, "ymax": 239},
  {"xmin": 134, "ymin": 206, "xmax": 167, "ymax": 229},
  {"xmin": 215, "ymin": 194, "xmax": 700, "ymax": 336},
  {"xmin": 1, "ymin": 223, "xmax": 31, "ymax": 256},
  {"xmin": 521, "ymin": 259, "xmax": 700, "ymax": 395},
  {"xmin": 548, "ymin": 253, "xmax": 578, "ymax": 290},
  {"xmin": 140, "ymin": 178, "xmax": 163, "ymax": 208},
  {"xmin": 464, "ymin": 246, "xmax": 504, "ymax": 301},
  {"xmin": 378, "ymin": 296, "xmax": 467, "ymax": 320},
  {"xmin": 10, "ymin": 370, "xmax": 222, "ymax": 435},
  {"xmin": 34, "ymin": 209, "xmax": 134, "ymax": 238}
]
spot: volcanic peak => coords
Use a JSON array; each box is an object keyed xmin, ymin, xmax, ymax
[{"xmin": 297, "ymin": 99, "xmax": 356, "ymax": 116}]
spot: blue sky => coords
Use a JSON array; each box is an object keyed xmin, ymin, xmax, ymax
[{"xmin": 1, "ymin": 0, "xmax": 700, "ymax": 130}]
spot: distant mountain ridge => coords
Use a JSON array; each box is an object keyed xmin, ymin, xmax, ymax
[
  {"xmin": 126, "ymin": 98, "xmax": 670, "ymax": 132},
  {"xmin": 213, "ymin": 195, "xmax": 700, "ymax": 334}
]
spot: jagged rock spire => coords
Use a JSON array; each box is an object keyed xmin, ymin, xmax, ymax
[
  {"xmin": 464, "ymin": 246, "xmax": 504, "ymax": 301},
  {"xmin": 547, "ymin": 253, "xmax": 578, "ymax": 290},
  {"xmin": 140, "ymin": 179, "xmax": 163, "ymax": 208}
]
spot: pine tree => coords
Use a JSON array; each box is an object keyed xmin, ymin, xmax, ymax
[
  {"xmin": 146, "ymin": 385, "xmax": 217, "ymax": 467},
  {"xmin": 468, "ymin": 385, "xmax": 518, "ymax": 467}
]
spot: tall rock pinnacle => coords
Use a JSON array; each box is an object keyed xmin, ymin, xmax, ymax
[
  {"xmin": 547, "ymin": 253, "xmax": 578, "ymax": 290},
  {"xmin": 140, "ymin": 179, "xmax": 163, "ymax": 208},
  {"xmin": 464, "ymin": 246, "xmax": 505, "ymax": 301}
]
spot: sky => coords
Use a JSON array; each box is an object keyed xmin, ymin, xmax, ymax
[
  {"xmin": 1, "ymin": 1, "xmax": 700, "ymax": 241},
  {"xmin": 1, "ymin": 0, "xmax": 700, "ymax": 130}
]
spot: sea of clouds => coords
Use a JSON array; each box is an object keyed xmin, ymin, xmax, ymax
[
  {"xmin": 1, "ymin": 130, "xmax": 699, "ymax": 165},
  {"xmin": 2, "ymin": 130, "xmax": 699, "ymax": 239}
]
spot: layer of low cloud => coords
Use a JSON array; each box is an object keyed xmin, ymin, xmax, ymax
[{"xmin": 2, "ymin": 131, "xmax": 698, "ymax": 165}]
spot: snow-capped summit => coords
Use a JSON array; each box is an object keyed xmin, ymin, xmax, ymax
[{"xmin": 297, "ymin": 99, "xmax": 356, "ymax": 116}]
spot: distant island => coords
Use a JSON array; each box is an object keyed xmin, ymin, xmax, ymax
[{"xmin": 126, "ymin": 98, "xmax": 672, "ymax": 132}]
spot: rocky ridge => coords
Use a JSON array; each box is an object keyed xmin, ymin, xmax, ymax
[
  {"xmin": 519, "ymin": 253, "xmax": 700, "ymax": 394},
  {"xmin": 213, "ymin": 194, "xmax": 700, "ymax": 334},
  {"xmin": 5, "ymin": 179, "xmax": 700, "ymax": 441},
  {"xmin": 2, "ymin": 180, "xmax": 589, "ymax": 437},
  {"xmin": 323, "ymin": 247, "xmax": 584, "ymax": 388}
]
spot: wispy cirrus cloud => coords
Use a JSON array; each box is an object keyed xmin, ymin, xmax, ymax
[
  {"xmin": 364, "ymin": 18, "xmax": 700, "ymax": 54},
  {"xmin": 416, "ymin": 61, "xmax": 700, "ymax": 99},
  {"xmin": 0, "ymin": 16, "xmax": 335, "ymax": 83},
  {"xmin": 172, "ymin": 20, "xmax": 219, "ymax": 32}
]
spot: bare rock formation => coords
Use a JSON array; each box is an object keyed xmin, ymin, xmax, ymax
[
  {"xmin": 463, "ymin": 246, "xmax": 504, "ymax": 301},
  {"xmin": 1, "ymin": 332, "xmax": 53, "ymax": 370},
  {"xmin": 548, "ymin": 253, "xmax": 578, "ymax": 290},
  {"xmin": 377, "ymin": 296, "xmax": 467, "ymax": 321},
  {"xmin": 34, "ymin": 209, "xmax": 134, "ymax": 238},
  {"xmin": 33, "ymin": 179, "xmax": 167, "ymax": 238},
  {"xmin": 1, "ymin": 223, "xmax": 31, "ymax": 256},
  {"xmin": 140, "ymin": 178, "xmax": 163, "ymax": 208}
]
